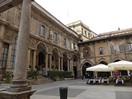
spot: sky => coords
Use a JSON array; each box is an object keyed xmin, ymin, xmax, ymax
[{"xmin": 35, "ymin": 0, "xmax": 132, "ymax": 34}]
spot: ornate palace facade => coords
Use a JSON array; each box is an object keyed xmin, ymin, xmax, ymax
[
  {"xmin": 0, "ymin": 2, "xmax": 82, "ymax": 77},
  {"xmin": 78, "ymin": 28, "xmax": 132, "ymax": 77},
  {"xmin": 0, "ymin": 1, "xmax": 132, "ymax": 78}
]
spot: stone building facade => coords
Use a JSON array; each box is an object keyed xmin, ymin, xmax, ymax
[
  {"xmin": 67, "ymin": 20, "xmax": 97, "ymax": 41},
  {"xmin": 0, "ymin": 2, "xmax": 81, "ymax": 78},
  {"xmin": 78, "ymin": 28, "xmax": 132, "ymax": 77},
  {"xmin": 1, "ymin": 1, "xmax": 132, "ymax": 79}
]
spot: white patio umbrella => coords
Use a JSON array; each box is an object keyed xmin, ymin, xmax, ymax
[
  {"xmin": 86, "ymin": 64, "xmax": 114, "ymax": 72},
  {"xmin": 108, "ymin": 60, "xmax": 132, "ymax": 70}
]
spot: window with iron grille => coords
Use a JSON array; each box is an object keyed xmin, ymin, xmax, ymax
[
  {"xmin": 10, "ymin": 36, "xmax": 18, "ymax": 68},
  {"xmin": 0, "ymin": 43, "xmax": 9, "ymax": 68}
]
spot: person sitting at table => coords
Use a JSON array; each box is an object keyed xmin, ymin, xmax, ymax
[{"xmin": 115, "ymin": 76, "xmax": 124, "ymax": 85}]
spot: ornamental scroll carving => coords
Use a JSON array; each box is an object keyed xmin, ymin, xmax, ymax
[
  {"xmin": 4, "ymin": 29, "xmax": 16, "ymax": 41},
  {"xmin": 30, "ymin": 38, "xmax": 37, "ymax": 48}
]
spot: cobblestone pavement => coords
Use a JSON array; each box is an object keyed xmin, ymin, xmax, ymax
[{"xmin": 30, "ymin": 79, "xmax": 132, "ymax": 99}]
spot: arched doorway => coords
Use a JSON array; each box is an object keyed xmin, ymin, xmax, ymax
[
  {"xmin": 38, "ymin": 52, "xmax": 45, "ymax": 67},
  {"xmin": 99, "ymin": 61, "xmax": 107, "ymax": 65},
  {"xmin": 52, "ymin": 48, "xmax": 59, "ymax": 70},
  {"xmin": 63, "ymin": 53, "xmax": 68, "ymax": 71},
  {"xmin": 37, "ymin": 44, "xmax": 46, "ymax": 71},
  {"xmin": 98, "ymin": 61, "xmax": 110, "ymax": 77},
  {"xmin": 82, "ymin": 62, "xmax": 93, "ymax": 79},
  {"xmin": 73, "ymin": 55, "xmax": 78, "ymax": 79},
  {"xmin": 114, "ymin": 60, "xmax": 128, "ymax": 76}
]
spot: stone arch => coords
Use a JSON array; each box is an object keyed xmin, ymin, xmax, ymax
[
  {"xmin": 36, "ymin": 43, "xmax": 47, "ymax": 70},
  {"xmin": 51, "ymin": 48, "xmax": 59, "ymax": 70},
  {"xmin": 98, "ymin": 61, "xmax": 108, "ymax": 65},
  {"xmin": 81, "ymin": 61, "xmax": 94, "ymax": 78},
  {"xmin": 113, "ymin": 59, "xmax": 127, "ymax": 76},
  {"xmin": 36, "ymin": 42, "xmax": 48, "ymax": 52},
  {"xmin": 97, "ymin": 58, "xmax": 108, "ymax": 65},
  {"xmin": 98, "ymin": 61, "xmax": 110, "ymax": 77}
]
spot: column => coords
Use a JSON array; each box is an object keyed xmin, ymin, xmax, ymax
[
  {"xmin": 61, "ymin": 57, "xmax": 63, "ymax": 70},
  {"xmin": 45, "ymin": 53, "xmax": 48, "ymax": 69},
  {"xmin": 67, "ymin": 58, "xmax": 69, "ymax": 71},
  {"xmin": 6, "ymin": 44, "xmax": 12, "ymax": 69},
  {"xmin": 48, "ymin": 53, "xmax": 52, "ymax": 70},
  {"xmin": 11, "ymin": 0, "xmax": 32, "ymax": 90},
  {"xmin": 33, "ymin": 50, "xmax": 36, "ymax": 69},
  {"xmin": 58, "ymin": 56, "xmax": 60, "ymax": 70},
  {"xmin": 27, "ymin": 49, "xmax": 31, "ymax": 69},
  {"xmin": 69, "ymin": 59, "xmax": 71, "ymax": 71},
  {"xmin": 0, "ymin": 42, "xmax": 2, "ymax": 60}
]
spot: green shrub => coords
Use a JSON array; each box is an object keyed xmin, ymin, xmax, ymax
[
  {"xmin": 27, "ymin": 69, "xmax": 39, "ymax": 79},
  {"xmin": 3, "ymin": 71, "xmax": 13, "ymax": 83},
  {"xmin": 47, "ymin": 70, "xmax": 74, "ymax": 81}
]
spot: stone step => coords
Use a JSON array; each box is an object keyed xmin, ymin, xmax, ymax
[{"xmin": 29, "ymin": 76, "xmax": 54, "ymax": 85}]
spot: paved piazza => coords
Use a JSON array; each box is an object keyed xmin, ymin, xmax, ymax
[
  {"xmin": 30, "ymin": 79, "xmax": 132, "ymax": 99},
  {"xmin": 0, "ymin": 79, "xmax": 132, "ymax": 99}
]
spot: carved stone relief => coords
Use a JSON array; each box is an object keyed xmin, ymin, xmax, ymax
[
  {"xmin": 30, "ymin": 38, "xmax": 38, "ymax": 48},
  {"xmin": 4, "ymin": 28, "xmax": 16, "ymax": 41}
]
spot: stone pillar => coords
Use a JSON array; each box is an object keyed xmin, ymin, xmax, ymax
[
  {"xmin": 68, "ymin": 59, "xmax": 71, "ymax": 71},
  {"xmin": 33, "ymin": 50, "xmax": 36, "ymax": 69},
  {"xmin": 45, "ymin": 53, "xmax": 48, "ymax": 69},
  {"xmin": 48, "ymin": 53, "xmax": 52, "ymax": 70},
  {"xmin": 11, "ymin": 0, "xmax": 31, "ymax": 89},
  {"xmin": 61, "ymin": 57, "xmax": 63, "ymax": 70},
  {"xmin": 0, "ymin": 42, "xmax": 2, "ymax": 59},
  {"xmin": 67, "ymin": 58, "xmax": 69, "ymax": 71},
  {"xmin": 58, "ymin": 56, "xmax": 60, "ymax": 70},
  {"xmin": 27, "ymin": 49, "xmax": 31, "ymax": 69},
  {"xmin": 0, "ymin": 0, "xmax": 36, "ymax": 99},
  {"xmin": 6, "ymin": 44, "xmax": 12, "ymax": 69}
]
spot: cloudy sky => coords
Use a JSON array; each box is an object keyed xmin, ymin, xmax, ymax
[{"xmin": 35, "ymin": 0, "xmax": 132, "ymax": 34}]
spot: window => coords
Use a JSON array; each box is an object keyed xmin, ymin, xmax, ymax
[
  {"xmin": 128, "ymin": 44, "xmax": 132, "ymax": 51},
  {"xmin": 39, "ymin": 25, "xmax": 45, "ymax": 37},
  {"xmin": 119, "ymin": 44, "xmax": 125, "ymax": 53},
  {"xmin": 82, "ymin": 28, "xmax": 83, "ymax": 34},
  {"xmin": 10, "ymin": 36, "xmax": 18, "ymax": 68},
  {"xmin": 53, "ymin": 32, "xmax": 58, "ymax": 43},
  {"xmin": 85, "ymin": 31, "xmax": 87, "ymax": 36},
  {"xmin": 0, "ymin": 43, "xmax": 9, "ymax": 68},
  {"xmin": 63, "ymin": 38, "xmax": 67, "ymax": 47},
  {"xmin": 99, "ymin": 47, "xmax": 104, "ymax": 55},
  {"xmin": 110, "ymin": 45, "xmax": 114, "ymax": 54},
  {"xmin": 73, "ymin": 43, "xmax": 76, "ymax": 49}
]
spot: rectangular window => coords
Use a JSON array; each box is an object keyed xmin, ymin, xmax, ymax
[
  {"xmin": 119, "ymin": 44, "xmax": 125, "ymax": 53},
  {"xmin": 53, "ymin": 32, "xmax": 58, "ymax": 43},
  {"xmin": 128, "ymin": 44, "xmax": 132, "ymax": 51},
  {"xmin": 0, "ymin": 43, "xmax": 9, "ymax": 68},
  {"xmin": 39, "ymin": 25, "xmax": 45, "ymax": 37},
  {"xmin": 110, "ymin": 45, "xmax": 114, "ymax": 54},
  {"xmin": 85, "ymin": 31, "xmax": 87, "ymax": 36},
  {"xmin": 99, "ymin": 47, "xmax": 104, "ymax": 55},
  {"xmin": 63, "ymin": 38, "xmax": 67, "ymax": 47}
]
